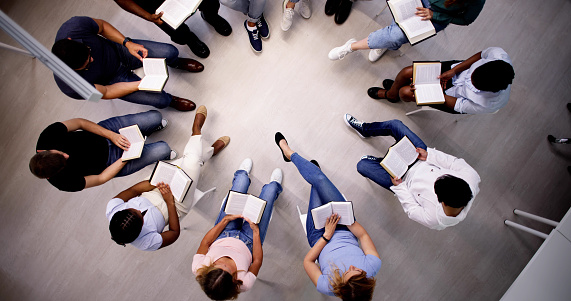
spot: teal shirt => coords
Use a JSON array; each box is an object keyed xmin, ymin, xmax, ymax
[{"xmin": 429, "ymin": 0, "xmax": 485, "ymax": 25}]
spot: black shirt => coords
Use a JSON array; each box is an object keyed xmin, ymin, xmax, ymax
[{"xmin": 36, "ymin": 122, "xmax": 109, "ymax": 192}]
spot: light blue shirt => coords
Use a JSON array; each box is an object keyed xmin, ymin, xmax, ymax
[
  {"xmin": 316, "ymin": 231, "xmax": 382, "ymax": 296},
  {"xmin": 106, "ymin": 197, "xmax": 165, "ymax": 251},
  {"xmin": 446, "ymin": 47, "xmax": 512, "ymax": 114}
]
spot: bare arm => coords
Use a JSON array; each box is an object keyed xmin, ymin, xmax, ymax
[
  {"xmin": 347, "ymin": 222, "xmax": 380, "ymax": 259},
  {"xmin": 84, "ymin": 158, "xmax": 127, "ymax": 188},
  {"xmin": 196, "ymin": 214, "xmax": 242, "ymax": 255},
  {"xmin": 61, "ymin": 118, "xmax": 130, "ymax": 150},
  {"xmin": 157, "ymin": 183, "xmax": 180, "ymax": 248},
  {"xmin": 95, "ymin": 82, "xmax": 141, "ymax": 100},
  {"xmin": 114, "ymin": 0, "xmax": 164, "ymax": 25},
  {"xmin": 438, "ymin": 52, "xmax": 482, "ymax": 83},
  {"xmin": 92, "ymin": 18, "xmax": 148, "ymax": 61},
  {"xmin": 244, "ymin": 218, "xmax": 263, "ymax": 276},
  {"xmin": 304, "ymin": 214, "xmax": 339, "ymax": 286},
  {"xmin": 113, "ymin": 180, "xmax": 155, "ymax": 201}
]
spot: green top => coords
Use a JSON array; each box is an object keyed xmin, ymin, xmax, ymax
[{"xmin": 429, "ymin": 0, "xmax": 485, "ymax": 26}]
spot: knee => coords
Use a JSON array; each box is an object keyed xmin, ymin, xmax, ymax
[
  {"xmin": 356, "ymin": 160, "xmax": 373, "ymax": 178},
  {"xmin": 399, "ymin": 87, "xmax": 415, "ymax": 102},
  {"xmin": 386, "ymin": 119, "xmax": 405, "ymax": 128},
  {"xmin": 147, "ymin": 110, "xmax": 163, "ymax": 124},
  {"xmin": 156, "ymin": 94, "xmax": 172, "ymax": 109},
  {"xmin": 402, "ymin": 66, "xmax": 413, "ymax": 78},
  {"xmin": 154, "ymin": 141, "xmax": 171, "ymax": 159},
  {"xmin": 164, "ymin": 44, "xmax": 179, "ymax": 60}
]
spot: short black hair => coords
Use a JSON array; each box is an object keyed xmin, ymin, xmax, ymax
[
  {"xmin": 29, "ymin": 151, "xmax": 67, "ymax": 179},
  {"xmin": 471, "ymin": 60, "xmax": 515, "ymax": 92},
  {"xmin": 52, "ymin": 39, "xmax": 90, "ymax": 69},
  {"xmin": 109, "ymin": 209, "xmax": 144, "ymax": 245},
  {"xmin": 434, "ymin": 175, "xmax": 473, "ymax": 208}
]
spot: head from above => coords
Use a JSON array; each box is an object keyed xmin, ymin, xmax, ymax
[
  {"xmin": 29, "ymin": 150, "xmax": 69, "ymax": 179},
  {"xmin": 434, "ymin": 175, "xmax": 473, "ymax": 208},
  {"xmin": 471, "ymin": 60, "xmax": 515, "ymax": 93},
  {"xmin": 195, "ymin": 263, "xmax": 243, "ymax": 300},
  {"xmin": 329, "ymin": 265, "xmax": 376, "ymax": 301},
  {"xmin": 109, "ymin": 208, "xmax": 145, "ymax": 246},
  {"xmin": 52, "ymin": 39, "xmax": 91, "ymax": 70}
]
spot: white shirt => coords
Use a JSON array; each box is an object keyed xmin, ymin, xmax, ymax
[
  {"xmin": 106, "ymin": 197, "xmax": 165, "ymax": 251},
  {"xmin": 390, "ymin": 148, "xmax": 481, "ymax": 230},
  {"xmin": 446, "ymin": 47, "xmax": 512, "ymax": 114}
]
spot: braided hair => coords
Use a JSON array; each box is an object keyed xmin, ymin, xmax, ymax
[{"xmin": 109, "ymin": 209, "xmax": 144, "ymax": 245}]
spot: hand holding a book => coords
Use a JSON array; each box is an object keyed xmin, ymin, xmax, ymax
[
  {"xmin": 156, "ymin": 182, "xmax": 174, "ymax": 204},
  {"xmin": 112, "ymin": 133, "xmax": 131, "ymax": 151},
  {"xmin": 244, "ymin": 217, "xmax": 260, "ymax": 234},
  {"xmin": 148, "ymin": 12, "xmax": 164, "ymax": 25},
  {"xmin": 438, "ymin": 69, "xmax": 456, "ymax": 89},
  {"xmin": 416, "ymin": 148, "xmax": 428, "ymax": 161},
  {"xmin": 125, "ymin": 41, "xmax": 148, "ymax": 62},
  {"xmin": 324, "ymin": 214, "xmax": 341, "ymax": 240},
  {"xmin": 223, "ymin": 214, "xmax": 242, "ymax": 223},
  {"xmin": 415, "ymin": 7, "xmax": 433, "ymax": 20}
]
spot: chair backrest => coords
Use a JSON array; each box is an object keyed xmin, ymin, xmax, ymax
[{"xmin": 297, "ymin": 205, "xmax": 307, "ymax": 235}]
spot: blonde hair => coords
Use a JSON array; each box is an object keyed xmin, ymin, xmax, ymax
[
  {"xmin": 195, "ymin": 263, "xmax": 243, "ymax": 300},
  {"xmin": 327, "ymin": 264, "xmax": 376, "ymax": 301}
]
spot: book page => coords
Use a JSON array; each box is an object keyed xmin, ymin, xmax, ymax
[
  {"xmin": 400, "ymin": 17, "xmax": 434, "ymax": 37},
  {"xmin": 381, "ymin": 148, "xmax": 409, "ymax": 179},
  {"xmin": 138, "ymin": 75, "xmax": 168, "ymax": 91},
  {"xmin": 389, "ymin": 0, "xmax": 420, "ymax": 22},
  {"xmin": 414, "ymin": 63, "xmax": 440, "ymax": 85},
  {"xmin": 119, "ymin": 125, "xmax": 144, "ymax": 160},
  {"xmin": 242, "ymin": 195, "xmax": 266, "ymax": 223},
  {"xmin": 169, "ymin": 168, "xmax": 191, "ymax": 201},
  {"xmin": 150, "ymin": 162, "xmax": 176, "ymax": 186},
  {"xmin": 142, "ymin": 58, "xmax": 167, "ymax": 76},
  {"xmin": 157, "ymin": 0, "xmax": 191, "ymax": 29},
  {"xmin": 415, "ymin": 84, "xmax": 445, "ymax": 104},
  {"xmin": 331, "ymin": 202, "xmax": 355, "ymax": 226},
  {"xmin": 225, "ymin": 191, "xmax": 248, "ymax": 215},
  {"xmin": 392, "ymin": 137, "xmax": 418, "ymax": 165},
  {"xmin": 311, "ymin": 203, "xmax": 333, "ymax": 229}
]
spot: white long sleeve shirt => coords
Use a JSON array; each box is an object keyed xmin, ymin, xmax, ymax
[{"xmin": 390, "ymin": 148, "xmax": 480, "ymax": 230}]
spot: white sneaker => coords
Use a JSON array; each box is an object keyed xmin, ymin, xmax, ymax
[
  {"xmin": 270, "ymin": 168, "xmax": 283, "ymax": 184},
  {"xmin": 368, "ymin": 48, "xmax": 387, "ymax": 62},
  {"xmin": 239, "ymin": 158, "xmax": 253, "ymax": 174},
  {"xmin": 299, "ymin": 0, "xmax": 312, "ymax": 19},
  {"xmin": 169, "ymin": 150, "xmax": 178, "ymax": 160},
  {"xmin": 281, "ymin": 4, "xmax": 294, "ymax": 31},
  {"xmin": 328, "ymin": 38, "xmax": 356, "ymax": 60}
]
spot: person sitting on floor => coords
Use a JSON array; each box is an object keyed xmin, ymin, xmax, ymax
[
  {"xmin": 344, "ymin": 115, "xmax": 480, "ymax": 230},
  {"xmin": 367, "ymin": 47, "xmax": 514, "ymax": 114},
  {"xmin": 328, "ymin": 0, "xmax": 485, "ymax": 62},
  {"xmin": 106, "ymin": 106, "xmax": 230, "ymax": 251},
  {"xmin": 192, "ymin": 158, "xmax": 282, "ymax": 299},
  {"xmin": 280, "ymin": 0, "xmax": 311, "ymax": 32},
  {"xmin": 52, "ymin": 16, "xmax": 203, "ymax": 111},
  {"xmin": 219, "ymin": 0, "xmax": 270, "ymax": 53},
  {"xmin": 30, "ymin": 110, "xmax": 174, "ymax": 192},
  {"xmin": 114, "ymin": 0, "xmax": 232, "ymax": 58},
  {"xmin": 275, "ymin": 132, "xmax": 381, "ymax": 300}
]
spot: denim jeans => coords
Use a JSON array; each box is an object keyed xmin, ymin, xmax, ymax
[
  {"xmin": 356, "ymin": 120, "xmax": 427, "ymax": 189},
  {"xmin": 367, "ymin": 0, "xmax": 448, "ymax": 50},
  {"xmin": 290, "ymin": 153, "xmax": 350, "ymax": 247},
  {"xmin": 109, "ymin": 39, "xmax": 179, "ymax": 108},
  {"xmin": 98, "ymin": 110, "xmax": 171, "ymax": 177},
  {"xmin": 220, "ymin": 0, "xmax": 267, "ymax": 22},
  {"xmin": 214, "ymin": 169, "xmax": 283, "ymax": 253}
]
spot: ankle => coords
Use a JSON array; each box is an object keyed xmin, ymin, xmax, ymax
[{"xmin": 286, "ymin": 1, "xmax": 295, "ymax": 8}]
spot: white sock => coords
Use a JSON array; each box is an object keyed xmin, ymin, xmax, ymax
[{"xmin": 247, "ymin": 24, "xmax": 257, "ymax": 31}]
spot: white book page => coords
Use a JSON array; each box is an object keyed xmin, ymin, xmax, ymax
[
  {"xmin": 331, "ymin": 202, "xmax": 355, "ymax": 226},
  {"xmin": 415, "ymin": 84, "xmax": 445, "ymax": 104},
  {"xmin": 119, "ymin": 125, "xmax": 144, "ymax": 160},
  {"xmin": 392, "ymin": 137, "xmax": 418, "ymax": 165},
  {"xmin": 389, "ymin": 0, "xmax": 419, "ymax": 22},
  {"xmin": 170, "ymin": 169, "xmax": 191, "ymax": 201},
  {"xmin": 225, "ymin": 192, "xmax": 248, "ymax": 215},
  {"xmin": 150, "ymin": 162, "xmax": 176, "ymax": 186},
  {"xmin": 139, "ymin": 75, "xmax": 168, "ymax": 91},
  {"xmin": 142, "ymin": 58, "xmax": 167, "ymax": 76},
  {"xmin": 157, "ymin": 0, "xmax": 191, "ymax": 29},
  {"xmin": 414, "ymin": 63, "xmax": 440, "ymax": 85},
  {"xmin": 311, "ymin": 203, "xmax": 333, "ymax": 229},
  {"xmin": 242, "ymin": 195, "xmax": 266, "ymax": 223},
  {"xmin": 381, "ymin": 148, "xmax": 408, "ymax": 179},
  {"xmin": 400, "ymin": 17, "xmax": 434, "ymax": 37}
]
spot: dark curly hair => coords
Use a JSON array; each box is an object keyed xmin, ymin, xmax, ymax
[
  {"xmin": 434, "ymin": 175, "xmax": 473, "ymax": 208},
  {"xmin": 109, "ymin": 209, "xmax": 144, "ymax": 245},
  {"xmin": 52, "ymin": 39, "xmax": 90, "ymax": 70}
]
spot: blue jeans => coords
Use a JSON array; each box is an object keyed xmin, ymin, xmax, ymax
[
  {"xmin": 367, "ymin": 0, "xmax": 448, "ymax": 50},
  {"xmin": 98, "ymin": 110, "xmax": 171, "ymax": 177},
  {"xmin": 109, "ymin": 39, "xmax": 180, "ymax": 108},
  {"xmin": 291, "ymin": 153, "xmax": 350, "ymax": 247},
  {"xmin": 220, "ymin": 0, "xmax": 267, "ymax": 22},
  {"xmin": 356, "ymin": 120, "xmax": 427, "ymax": 189},
  {"xmin": 214, "ymin": 170, "xmax": 283, "ymax": 253}
]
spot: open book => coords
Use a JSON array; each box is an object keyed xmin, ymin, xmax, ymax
[
  {"xmin": 380, "ymin": 136, "xmax": 419, "ymax": 179},
  {"xmin": 311, "ymin": 202, "xmax": 355, "ymax": 229},
  {"xmin": 156, "ymin": 0, "xmax": 203, "ymax": 29},
  {"xmin": 413, "ymin": 61, "xmax": 445, "ymax": 105},
  {"xmin": 387, "ymin": 0, "xmax": 436, "ymax": 45},
  {"xmin": 138, "ymin": 58, "xmax": 168, "ymax": 92},
  {"xmin": 224, "ymin": 191, "xmax": 267, "ymax": 224},
  {"xmin": 150, "ymin": 161, "xmax": 193, "ymax": 202},
  {"xmin": 119, "ymin": 124, "xmax": 145, "ymax": 161}
]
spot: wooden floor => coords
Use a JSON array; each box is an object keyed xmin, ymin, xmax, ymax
[{"xmin": 0, "ymin": 0, "xmax": 570, "ymax": 300}]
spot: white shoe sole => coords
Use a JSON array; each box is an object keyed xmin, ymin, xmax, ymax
[{"xmin": 343, "ymin": 114, "xmax": 367, "ymax": 139}]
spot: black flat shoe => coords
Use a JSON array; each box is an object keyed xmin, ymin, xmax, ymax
[
  {"xmin": 334, "ymin": 0, "xmax": 353, "ymax": 24},
  {"xmin": 367, "ymin": 87, "xmax": 400, "ymax": 103},
  {"xmin": 187, "ymin": 34, "xmax": 210, "ymax": 58},
  {"xmin": 310, "ymin": 160, "xmax": 320, "ymax": 169},
  {"xmin": 325, "ymin": 0, "xmax": 342, "ymax": 16},
  {"xmin": 275, "ymin": 132, "xmax": 291, "ymax": 162},
  {"xmin": 201, "ymin": 12, "xmax": 232, "ymax": 36},
  {"xmin": 383, "ymin": 79, "xmax": 394, "ymax": 90}
]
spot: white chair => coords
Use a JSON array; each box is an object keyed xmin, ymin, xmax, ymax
[
  {"xmin": 504, "ymin": 209, "xmax": 560, "ymax": 239},
  {"xmin": 405, "ymin": 105, "xmax": 442, "ymax": 116},
  {"xmin": 297, "ymin": 205, "xmax": 308, "ymax": 235},
  {"xmin": 191, "ymin": 187, "xmax": 217, "ymax": 207}
]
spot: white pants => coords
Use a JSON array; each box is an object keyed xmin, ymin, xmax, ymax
[{"xmin": 142, "ymin": 135, "xmax": 213, "ymax": 224}]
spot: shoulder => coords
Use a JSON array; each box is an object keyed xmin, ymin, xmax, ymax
[
  {"xmin": 316, "ymin": 275, "xmax": 335, "ymax": 296},
  {"xmin": 238, "ymin": 272, "xmax": 257, "ymax": 292},
  {"xmin": 53, "ymin": 75, "xmax": 84, "ymax": 99},
  {"xmin": 106, "ymin": 198, "xmax": 127, "ymax": 220},
  {"xmin": 56, "ymin": 16, "xmax": 99, "ymax": 41},
  {"xmin": 481, "ymin": 47, "xmax": 511, "ymax": 64},
  {"xmin": 37, "ymin": 122, "xmax": 67, "ymax": 148}
]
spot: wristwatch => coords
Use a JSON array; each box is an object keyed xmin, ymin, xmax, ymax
[{"xmin": 122, "ymin": 37, "xmax": 132, "ymax": 47}]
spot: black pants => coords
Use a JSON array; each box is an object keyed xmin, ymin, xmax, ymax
[
  {"xmin": 135, "ymin": 0, "xmax": 220, "ymax": 45},
  {"xmin": 428, "ymin": 60, "xmax": 462, "ymax": 114}
]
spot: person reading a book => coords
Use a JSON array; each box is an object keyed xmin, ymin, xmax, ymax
[
  {"xmin": 275, "ymin": 132, "xmax": 382, "ymax": 300},
  {"xmin": 219, "ymin": 0, "xmax": 270, "ymax": 53},
  {"xmin": 367, "ymin": 47, "xmax": 514, "ymax": 114},
  {"xmin": 52, "ymin": 16, "xmax": 203, "ymax": 111},
  {"xmin": 106, "ymin": 105, "xmax": 230, "ymax": 251},
  {"xmin": 30, "ymin": 110, "xmax": 174, "ymax": 192},
  {"xmin": 344, "ymin": 115, "xmax": 481, "ymax": 230},
  {"xmin": 114, "ymin": 0, "xmax": 232, "ymax": 58},
  {"xmin": 328, "ymin": 0, "xmax": 485, "ymax": 62},
  {"xmin": 192, "ymin": 158, "xmax": 283, "ymax": 299}
]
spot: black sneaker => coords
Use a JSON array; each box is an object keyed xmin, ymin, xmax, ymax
[
  {"xmin": 360, "ymin": 155, "xmax": 381, "ymax": 162},
  {"xmin": 344, "ymin": 113, "xmax": 367, "ymax": 138},
  {"xmin": 244, "ymin": 21, "xmax": 262, "ymax": 53},
  {"xmin": 257, "ymin": 14, "xmax": 270, "ymax": 39}
]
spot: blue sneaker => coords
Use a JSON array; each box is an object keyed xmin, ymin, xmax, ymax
[
  {"xmin": 344, "ymin": 113, "xmax": 367, "ymax": 138},
  {"xmin": 244, "ymin": 21, "xmax": 262, "ymax": 53},
  {"xmin": 257, "ymin": 14, "xmax": 270, "ymax": 39}
]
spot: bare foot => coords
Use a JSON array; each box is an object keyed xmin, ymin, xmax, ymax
[{"xmin": 279, "ymin": 139, "xmax": 294, "ymax": 160}]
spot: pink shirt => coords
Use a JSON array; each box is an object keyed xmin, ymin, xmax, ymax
[{"xmin": 192, "ymin": 237, "xmax": 257, "ymax": 292}]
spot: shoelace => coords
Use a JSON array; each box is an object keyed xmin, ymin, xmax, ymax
[
  {"xmin": 284, "ymin": 9, "xmax": 294, "ymax": 19},
  {"xmin": 349, "ymin": 117, "xmax": 363, "ymax": 128},
  {"xmin": 251, "ymin": 29, "xmax": 259, "ymax": 40}
]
